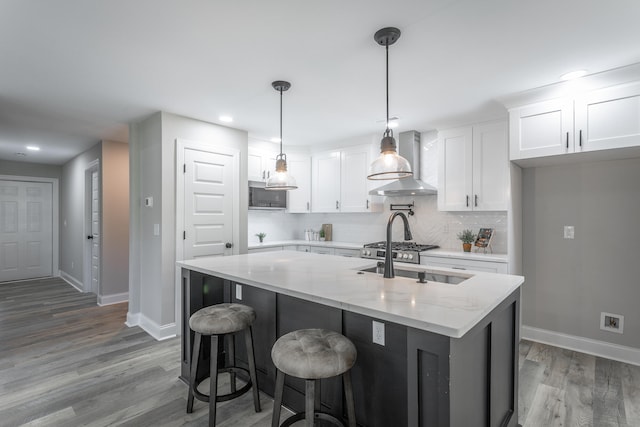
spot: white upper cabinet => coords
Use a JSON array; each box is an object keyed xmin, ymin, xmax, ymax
[
  {"xmin": 438, "ymin": 121, "xmax": 508, "ymax": 211},
  {"xmin": 510, "ymin": 81, "xmax": 640, "ymax": 161},
  {"xmin": 509, "ymin": 99, "xmax": 573, "ymax": 160},
  {"xmin": 575, "ymin": 82, "xmax": 640, "ymax": 152},
  {"xmin": 312, "ymin": 144, "xmax": 380, "ymax": 213},
  {"xmin": 287, "ymin": 154, "xmax": 311, "ymax": 213},
  {"xmin": 248, "ymin": 148, "xmax": 275, "ymax": 182}
]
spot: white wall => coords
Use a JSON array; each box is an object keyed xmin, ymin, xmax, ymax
[
  {"xmin": 128, "ymin": 111, "xmax": 248, "ymax": 338},
  {"xmin": 521, "ymin": 157, "xmax": 640, "ymax": 349}
]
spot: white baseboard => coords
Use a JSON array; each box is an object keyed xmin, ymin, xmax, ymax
[
  {"xmin": 126, "ymin": 312, "xmax": 176, "ymax": 341},
  {"xmin": 58, "ymin": 270, "xmax": 83, "ymax": 292},
  {"xmin": 522, "ymin": 325, "xmax": 640, "ymax": 366},
  {"xmin": 97, "ymin": 292, "xmax": 128, "ymax": 306},
  {"xmin": 126, "ymin": 312, "xmax": 141, "ymax": 328}
]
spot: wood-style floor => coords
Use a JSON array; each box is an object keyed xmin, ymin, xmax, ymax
[{"xmin": 1, "ymin": 278, "xmax": 638, "ymax": 426}]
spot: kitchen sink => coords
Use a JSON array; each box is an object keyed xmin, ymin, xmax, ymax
[{"xmin": 359, "ymin": 264, "xmax": 471, "ymax": 284}]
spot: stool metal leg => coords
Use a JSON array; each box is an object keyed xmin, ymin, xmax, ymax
[
  {"xmin": 228, "ymin": 334, "xmax": 236, "ymax": 393},
  {"xmin": 272, "ymin": 369, "xmax": 285, "ymax": 427},
  {"xmin": 209, "ymin": 335, "xmax": 219, "ymax": 427},
  {"xmin": 244, "ymin": 326, "xmax": 261, "ymax": 412},
  {"xmin": 187, "ymin": 332, "xmax": 202, "ymax": 413},
  {"xmin": 343, "ymin": 371, "xmax": 356, "ymax": 427},
  {"xmin": 305, "ymin": 380, "xmax": 314, "ymax": 426},
  {"xmin": 314, "ymin": 379, "xmax": 321, "ymax": 413}
]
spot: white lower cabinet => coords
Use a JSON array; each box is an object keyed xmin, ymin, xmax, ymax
[
  {"xmin": 421, "ymin": 255, "xmax": 508, "ymax": 274},
  {"xmin": 309, "ymin": 246, "xmax": 334, "ymax": 255},
  {"xmin": 296, "ymin": 245, "xmax": 311, "ymax": 252},
  {"xmin": 248, "ymin": 246, "xmax": 283, "ymax": 253},
  {"xmin": 333, "ymin": 248, "xmax": 361, "ymax": 257}
]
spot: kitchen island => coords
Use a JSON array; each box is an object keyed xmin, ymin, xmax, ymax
[{"xmin": 178, "ymin": 251, "xmax": 524, "ymax": 427}]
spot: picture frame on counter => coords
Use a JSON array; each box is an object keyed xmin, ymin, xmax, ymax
[{"xmin": 474, "ymin": 228, "xmax": 494, "ymax": 253}]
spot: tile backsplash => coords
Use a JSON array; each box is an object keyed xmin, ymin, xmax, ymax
[{"xmin": 249, "ymin": 196, "xmax": 508, "ymax": 253}]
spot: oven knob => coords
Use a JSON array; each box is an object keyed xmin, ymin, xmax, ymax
[
  {"xmin": 408, "ymin": 254, "xmax": 414, "ymax": 260},
  {"xmin": 402, "ymin": 253, "xmax": 409, "ymax": 259}
]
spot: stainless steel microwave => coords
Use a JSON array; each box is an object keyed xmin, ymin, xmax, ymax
[{"xmin": 248, "ymin": 181, "xmax": 287, "ymax": 210}]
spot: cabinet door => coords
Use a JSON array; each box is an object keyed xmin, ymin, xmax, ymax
[
  {"xmin": 421, "ymin": 255, "xmax": 508, "ymax": 274},
  {"xmin": 438, "ymin": 126, "xmax": 473, "ymax": 211},
  {"xmin": 311, "ymin": 151, "xmax": 341, "ymax": 212},
  {"xmin": 333, "ymin": 248, "xmax": 361, "ymax": 257},
  {"xmin": 340, "ymin": 145, "xmax": 370, "ymax": 212},
  {"xmin": 287, "ymin": 155, "xmax": 311, "ymax": 213},
  {"xmin": 230, "ymin": 283, "xmax": 277, "ymax": 395},
  {"xmin": 472, "ymin": 121, "xmax": 509, "ymax": 211},
  {"xmin": 309, "ymin": 246, "xmax": 334, "ymax": 255},
  {"xmin": 248, "ymin": 149, "xmax": 266, "ymax": 182},
  {"xmin": 509, "ymin": 99, "xmax": 573, "ymax": 160},
  {"xmin": 575, "ymin": 81, "xmax": 640, "ymax": 153}
]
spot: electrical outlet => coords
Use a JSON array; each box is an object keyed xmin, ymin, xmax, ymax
[
  {"xmin": 600, "ymin": 312, "xmax": 624, "ymax": 334},
  {"xmin": 372, "ymin": 320, "xmax": 385, "ymax": 346},
  {"xmin": 563, "ymin": 226, "xmax": 575, "ymax": 239},
  {"xmin": 235, "ymin": 284, "xmax": 242, "ymax": 301}
]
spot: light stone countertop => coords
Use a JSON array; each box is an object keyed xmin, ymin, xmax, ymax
[
  {"xmin": 178, "ymin": 251, "xmax": 523, "ymax": 339},
  {"xmin": 422, "ymin": 248, "xmax": 508, "ymax": 263},
  {"xmin": 248, "ymin": 240, "xmax": 363, "ymax": 250}
]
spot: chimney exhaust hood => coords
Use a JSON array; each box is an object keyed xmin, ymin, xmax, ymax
[{"xmin": 369, "ymin": 131, "xmax": 437, "ymax": 196}]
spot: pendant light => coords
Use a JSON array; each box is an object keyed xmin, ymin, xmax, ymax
[
  {"xmin": 266, "ymin": 80, "xmax": 297, "ymax": 190},
  {"xmin": 368, "ymin": 27, "xmax": 413, "ymax": 180}
]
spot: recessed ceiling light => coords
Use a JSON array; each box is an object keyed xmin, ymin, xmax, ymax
[
  {"xmin": 26, "ymin": 146, "xmax": 40, "ymax": 151},
  {"xmin": 14, "ymin": 152, "xmax": 26, "ymax": 157},
  {"xmin": 270, "ymin": 137, "xmax": 281, "ymax": 143},
  {"xmin": 560, "ymin": 70, "xmax": 588, "ymax": 81},
  {"xmin": 219, "ymin": 115, "xmax": 233, "ymax": 123},
  {"xmin": 387, "ymin": 118, "xmax": 399, "ymax": 129}
]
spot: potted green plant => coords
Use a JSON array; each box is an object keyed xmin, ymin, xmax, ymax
[
  {"xmin": 256, "ymin": 232, "xmax": 266, "ymax": 243},
  {"xmin": 319, "ymin": 228, "xmax": 325, "ymax": 241},
  {"xmin": 457, "ymin": 229, "xmax": 476, "ymax": 252}
]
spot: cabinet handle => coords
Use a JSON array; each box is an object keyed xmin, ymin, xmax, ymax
[
  {"xmin": 336, "ymin": 201, "xmax": 339, "ymax": 210},
  {"xmin": 452, "ymin": 266, "xmax": 466, "ymax": 270},
  {"xmin": 306, "ymin": 202, "xmax": 310, "ymax": 211},
  {"xmin": 566, "ymin": 132, "xmax": 569, "ymax": 149},
  {"xmin": 366, "ymin": 199, "xmax": 370, "ymax": 210},
  {"xmin": 474, "ymin": 194, "xmax": 478, "ymax": 207},
  {"xmin": 579, "ymin": 129, "xmax": 582, "ymax": 147},
  {"xmin": 466, "ymin": 195, "xmax": 469, "ymax": 207}
]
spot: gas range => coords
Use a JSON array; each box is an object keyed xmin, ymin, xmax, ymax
[{"xmin": 360, "ymin": 241, "xmax": 440, "ymax": 264}]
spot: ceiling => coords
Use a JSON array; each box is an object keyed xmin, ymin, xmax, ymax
[{"xmin": 1, "ymin": 0, "xmax": 639, "ymax": 165}]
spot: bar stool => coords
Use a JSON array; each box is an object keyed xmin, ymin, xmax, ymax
[
  {"xmin": 187, "ymin": 303, "xmax": 261, "ymax": 426},
  {"xmin": 271, "ymin": 328, "xmax": 357, "ymax": 427}
]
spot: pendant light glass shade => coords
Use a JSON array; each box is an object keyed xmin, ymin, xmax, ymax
[
  {"xmin": 368, "ymin": 27, "xmax": 413, "ymax": 181},
  {"xmin": 265, "ymin": 80, "xmax": 297, "ymax": 191}
]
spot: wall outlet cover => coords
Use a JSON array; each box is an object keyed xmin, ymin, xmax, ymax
[
  {"xmin": 372, "ymin": 320, "xmax": 385, "ymax": 346},
  {"xmin": 563, "ymin": 225, "xmax": 575, "ymax": 239}
]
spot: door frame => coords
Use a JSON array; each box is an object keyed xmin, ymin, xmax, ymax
[
  {"xmin": 83, "ymin": 160, "xmax": 100, "ymax": 294},
  {"xmin": 0, "ymin": 174, "xmax": 59, "ymax": 281},
  {"xmin": 175, "ymin": 138, "xmax": 240, "ymax": 336}
]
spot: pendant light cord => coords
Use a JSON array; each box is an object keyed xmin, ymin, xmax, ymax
[
  {"xmin": 385, "ymin": 43, "xmax": 391, "ymax": 137},
  {"xmin": 279, "ymin": 87, "xmax": 283, "ymax": 156}
]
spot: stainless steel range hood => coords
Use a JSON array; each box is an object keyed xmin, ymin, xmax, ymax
[{"xmin": 369, "ymin": 130, "xmax": 437, "ymax": 196}]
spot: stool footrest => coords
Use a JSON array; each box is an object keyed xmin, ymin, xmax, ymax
[
  {"xmin": 192, "ymin": 366, "xmax": 253, "ymax": 403},
  {"xmin": 280, "ymin": 411, "xmax": 346, "ymax": 427}
]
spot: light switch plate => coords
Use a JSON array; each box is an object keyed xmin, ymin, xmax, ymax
[
  {"xmin": 563, "ymin": 226, "xmax": 575, "ymax": 239},
  {"xmin": 235, "ymin": 284, "xmax": 242, "ymax": 300},
  {"xmin": 372, "ymin": 320, "xmax": 385, "ymax": 346}
]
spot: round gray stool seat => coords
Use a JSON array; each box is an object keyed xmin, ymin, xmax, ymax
[
  {"xmin": 271, "ymin": 328, "xmax": 357, "ymax": 379},
  {"xmin": 189, "ymin": 303, "xmax": 256, "ymax": 335}
]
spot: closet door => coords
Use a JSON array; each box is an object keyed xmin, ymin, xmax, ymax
[{"xmin": 0, "ymin": 180, "xmax": 53, "ymax": 282}]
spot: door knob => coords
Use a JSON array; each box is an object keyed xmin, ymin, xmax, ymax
[
  {"xmin": 87, "ymin": 235, "xmax": 94, "ymax": 240},
  {"xmin": 225, "ymin": 242, "xmax": 233, "ymax": 248}
]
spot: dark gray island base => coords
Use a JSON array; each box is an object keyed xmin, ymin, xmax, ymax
[{"xmin": 181, "ymin": 268, "xmax": 521, "ymax": 427}]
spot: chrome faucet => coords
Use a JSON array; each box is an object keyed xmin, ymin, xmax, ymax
[{"xmin": 384, "ymin": 212, "xmax": 413, "ymax": 278}]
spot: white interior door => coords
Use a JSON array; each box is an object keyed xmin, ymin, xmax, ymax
[
  {"xmin": 90, "ymin": 171, "xmax": 100, "ymax": 292},
  {"xmin": 0, "ymin": 180, "xmax": 53, "ymax": 282},
  {"xmin": 183, "ymin": 148, "xmax": 235, "ymax": 259}
]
